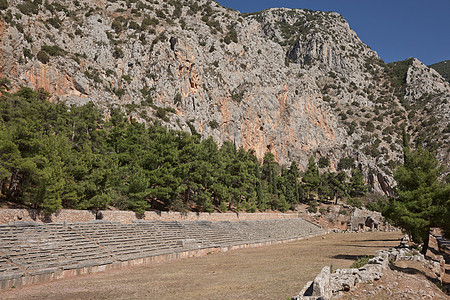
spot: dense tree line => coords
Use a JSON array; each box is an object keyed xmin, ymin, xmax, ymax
[{"xmin": 0, "ymin": 87, "xmax": 368, "ymax": 214}]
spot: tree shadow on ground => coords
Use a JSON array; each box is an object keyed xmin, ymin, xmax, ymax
[
  {"xmin": 338, "ymin": 244, "xmax": 389, "ymax": 248},
  {"xmin": 428, "ymin": 245, "xmax": 441, "ymax": 257},
  {"xmin": 361, "ymin": 239, "xmax": 400, "ymax": 242},
  {"xmin": 390, "ymin": 263, "xmax": 441, "ymax": 286},
  {"xmin": 332, "ymin": 254, "xmax": 371, "ymax": 261}
]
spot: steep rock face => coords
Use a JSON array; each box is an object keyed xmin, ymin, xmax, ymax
[
  {"xmin": 404, "ymin": 59, "xmax": 450, "ymax": 163},
  {"xmin": 0, "ymin": 0, "xmax": 448, "ymax": 186}
]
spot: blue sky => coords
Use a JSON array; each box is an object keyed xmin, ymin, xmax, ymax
[{"xmin": 217, "ymin": 0, "xmax": 450, "ymax": 65}]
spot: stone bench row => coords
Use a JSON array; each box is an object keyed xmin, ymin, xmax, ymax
[
  {"xmin": 1, "ymin": 224, "xmax": 319, "ymax": 258},
  {"xmin": 0, "ymin": 218, "xmax": 322, "ymax": 280}
]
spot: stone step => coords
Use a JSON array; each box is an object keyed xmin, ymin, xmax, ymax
[
  {"xmin": 0, "ymin": 266, "xmax": 20, "ymax": 273},
  {"xmin": 0, "ymin": 218, "xmax": 323, "ymax": 280},
  {"xmin": 108, "ymin": 249, "xmax": 142, "ymax": 257},
  {"xmin": 67, "ymin": 254, "xmax": 111, "ymax": 262}
]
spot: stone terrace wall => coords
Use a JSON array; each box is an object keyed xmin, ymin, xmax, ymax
[
  {"xmin": 0, "ymin": 209, "xmax": 300, "ymax": 224},
  {"xmin": 0, "ymin": 209, "xmax": 96, "ymax": 224},
  {"xmin": 140, "ymin": 211, "xmax": 299, "ymax": 223}
]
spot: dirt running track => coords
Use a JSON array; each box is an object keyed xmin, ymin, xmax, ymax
[{"xmin": 0, "ymin": 231, "xmax": 403, "ymax": 300}]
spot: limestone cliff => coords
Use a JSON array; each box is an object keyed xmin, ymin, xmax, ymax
[{"xmin": 0, "ymin": 0, "xmax": 448, "ymax": 192}]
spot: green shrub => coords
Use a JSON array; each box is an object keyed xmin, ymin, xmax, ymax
[
  {"xmin": 23, "ymin": 48, "xmax": 32, "ymax": 59},
  {"xmin": 337, "ymin": 157, "xmax": 354, "ymax": 170},
  {"xmin": 122, "ymin": 74, "xmax": 132, "ymax": 83},
  {"xmin": 308, "ymin": 199, "xmax": 318, "ymax": 213},
  {"xmin": 187, "ymin": 2, "xmax": 199, "ymax": 15},
  {"xmin": 41, "ymin": 45, "xmax": 65, "ymax": 56},
  {"xmin": 339, "ymin": 112, "xmax": 348, "ymax": 120},
  {"xmin": 174, "ymin": 93, "xmax": 182, "ymax": 105},
  {"xmin": 155, "ymin": 9, "xmax": 165, "ymax": 19},
  {"xmin": 128, "ymin": 21, "xmax": 140, "ymax": 31},
  {"xmin": 17, "ymin": 1, "xmax": 39, "ymax": 15},
  {"xmin": 382, "ymin": 135, "xmax": 392, "ymax": 143},
  {"xmin": 318, "ymin": 156, "xmax": 330, "ymax": 168},
  {"xmin": 113, "ymin": 88, "xmax": 125, "ymax": 98},
  {"xmin": 155, "ymin": 107, "xmax": 170, "ymax": 122},
  {"xmin": 141, "ymin": 17, "xmax": 159, "ymax": 30},
  {"xmin": 0, "ymin": 77, "xmax": 10, "ymax": 89},
  {"xmin": 231, "ymin": 90, "xmax": 244, "ymax": 102},
  {"xmin": 2, "ymin": 9, "xmax": 12, "ymax": 23},
  {"xmin": 209, "ymin": 120, "xmax": 219, "ymax": 129},
  {"xmin": 36, "ymin": 50, "xmax": 50, "ymax": 64},
  {"xmin": 350, "ymin": 255, "xmax": 374, "ymax": 268},
  {"xmin": 224, "ymin": 26, "xmax": 238, "ymax": 44},
  {"xmin": 113, "ymin": 47, "xmax": 124, "ymax": 59},
  {"xmin": 125, "ymin": 102, "xmax": 138, "ymax": 113},
  {"xmin": 112, "ymin": 16, "xmax": 126, "ymax": 33},
  {"xmin": 0, "ymin": 0, "xmax": 8, "ymax": 10},
  {"xmin": 84, "ymin": 70, "xmax": 102, "ymax": 83},
  {"xmin": 47, "ymin": 17, "xmax": 61, "ymax": 29},
  {"xmin": 347, "ymin": 197, "xmax": 362, "ymax": 208},
  {"xmin": 365, "ymin": 121, "xmax": 375, "ymax": 132}
]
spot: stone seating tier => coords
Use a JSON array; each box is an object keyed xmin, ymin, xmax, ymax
[{"xmin": 0, "ymin": 218, "xmax": 323, "ymax": 290}]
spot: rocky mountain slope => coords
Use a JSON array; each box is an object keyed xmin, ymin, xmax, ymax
[
  {"xmin": 0, "ymin": 0, "xmax": 448, "ymax": 191},
  {"xmin": 430, "ymin": 60, "xmax": 450, "ymax": 83}
]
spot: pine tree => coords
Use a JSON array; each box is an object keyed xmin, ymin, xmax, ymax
[
  {"xmin": 287, "ymin": 161, "xmax": 301, "ymax": 204},
  {"xmin": 261, "ymin": 152, "xmax": 278, "ymax": 194},
  {"xmin": 349, "ymin": 168, "xmax": 367, "ymax": 198},
  {"xmin": 302, "ymin": 156, "xmax": 320, "ymax": 201},
  {"xmin": 383, "ymin": 146, "xmax": 448, "ymax": 254}
]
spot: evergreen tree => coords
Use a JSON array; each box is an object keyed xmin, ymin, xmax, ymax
[
  {"xmin": 286, "ymin": 161, "xmax": 301, "ymax": 205},
  {"xmin": 328, "ymin": 171, "xmax": 347, "ymax": 204},
  {"xmin": 261, "ymin": 152, "xmax": 278, "ymax": 194},
  {"xmin": 349, "ymin": 168, "xmax": 367, "ymax": 198},
  {"xmin": 1, "ymin": 86, "xmax": 335, "ymax": 215},
  {"xmin": 302, "ymin": 156, "xmax": 320, "ymax": 201},
  {"xmin": 383, "ymin": 146, "xmax": 448, "ymax": 254},
  {"xmin": 254, "ymin": 159, "xmax": 266, "ymax": 211}
]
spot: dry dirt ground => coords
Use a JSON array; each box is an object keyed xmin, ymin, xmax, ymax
[{"xmin": 0, "ymin": 231, "xmax": 407, "ymax": 300}]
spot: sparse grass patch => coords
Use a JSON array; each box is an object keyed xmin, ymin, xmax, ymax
[{"xmin": 350, "ymin": 255, "xmax": 374, "ymax": 268}]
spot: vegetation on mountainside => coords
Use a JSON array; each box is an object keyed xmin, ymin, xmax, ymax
[
  {"xmin": 429, "ymin": 60, "xmax": 450, "ymax": 83},
  {"xmin": 0, "ymin": 0, "xmax": 8, "ymax": 10},
  {"xmin": 0, "ymin": 87, "xmax": 368, "ymax": 214}
]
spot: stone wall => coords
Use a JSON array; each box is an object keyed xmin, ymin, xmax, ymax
[
  {"xmin": 92, "ymin": 211, "xmax": 302, "ymax": 224},
  {"xmin": 0, "ymin": 209, "xmax": 96, "ymax": 224},
  {"xmin": 0, "ymin": 209, "xmax": 300, "ymax": 224},
  {"xmin": 292, "ymin": 236, "xmax": 445, "ymax": 299},
  {"xmin": 348, "ymin": 207, "xmax": 384, "ymax": 232}
]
